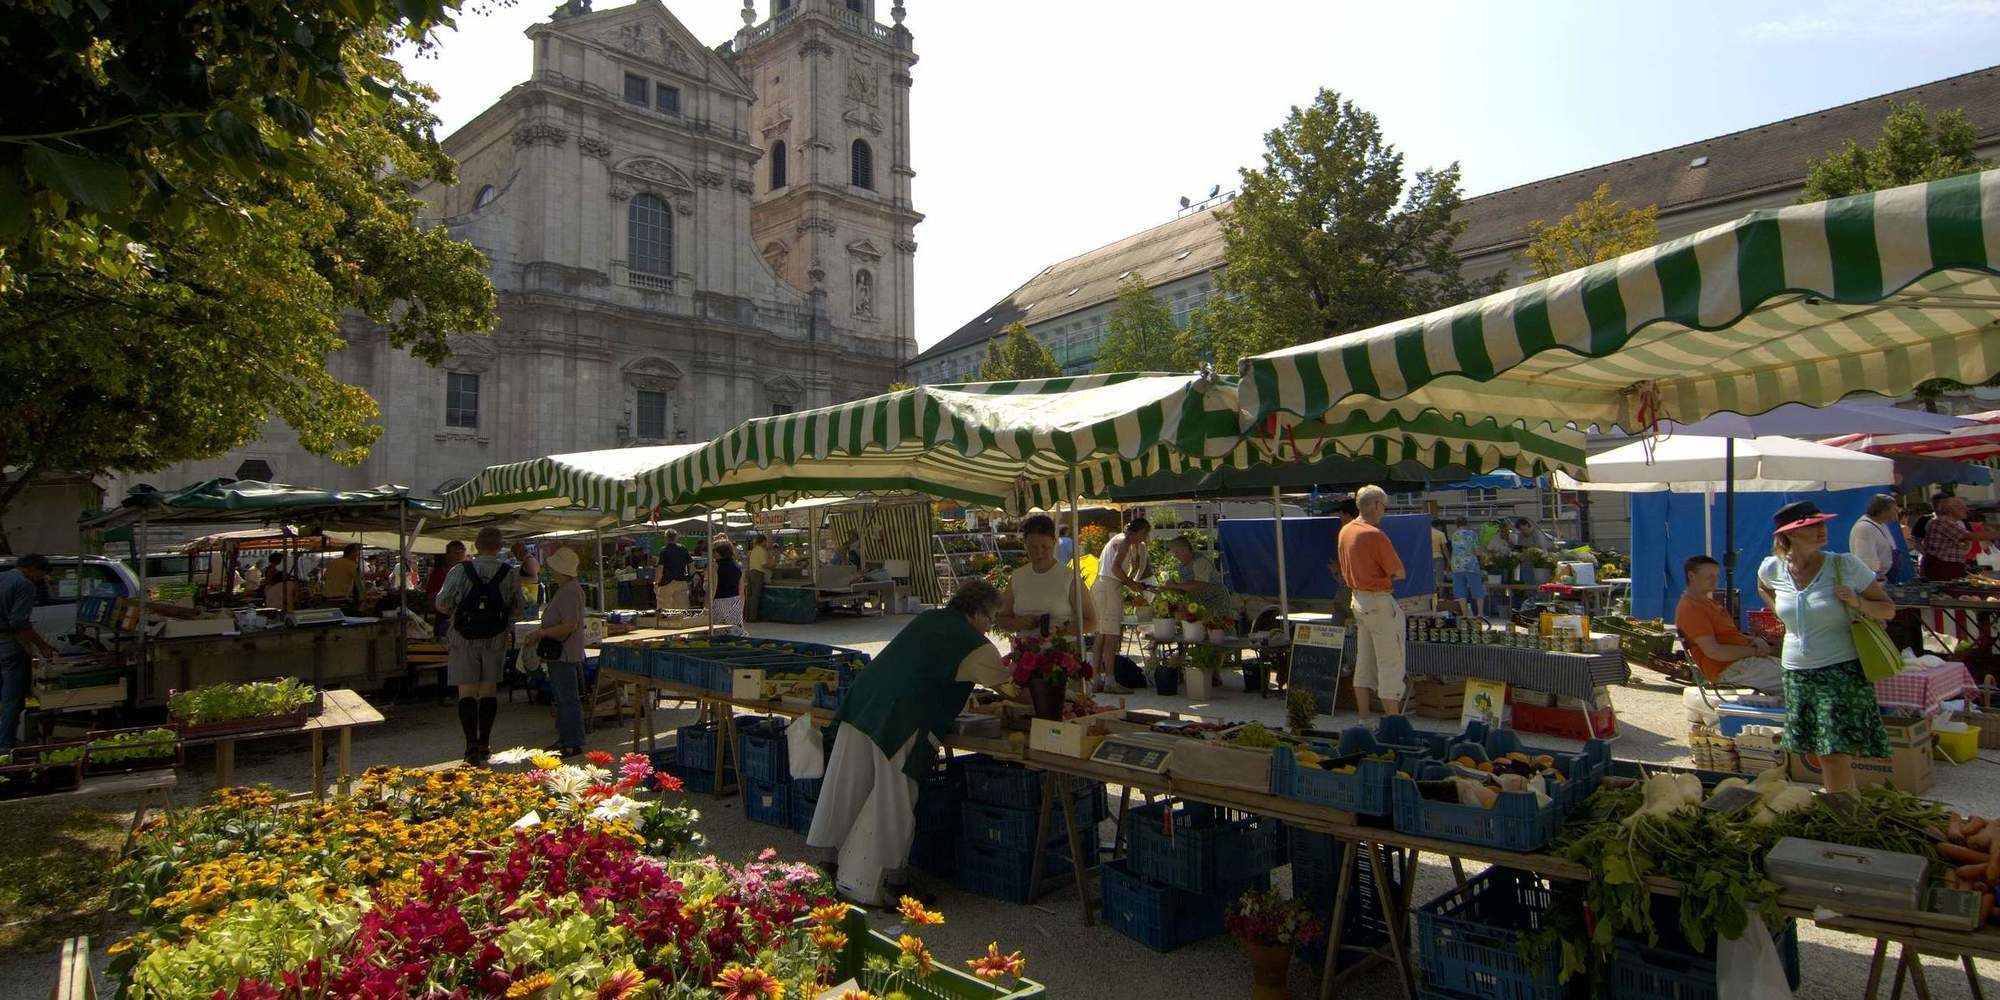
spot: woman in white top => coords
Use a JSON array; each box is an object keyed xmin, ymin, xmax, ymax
[
  {"xmin": 999, "ymin": 514, "xmax": 1097, "ymax": 639},
  {"xmin": 1090, "ymin": 518, "xmax": 1153, "ymax": 693},
  {"xmin": 1847, "ymin": 493, "xmax": 1904, "ymax": 583}
]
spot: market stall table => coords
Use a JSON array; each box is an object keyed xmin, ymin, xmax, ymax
[
  {"xmin": 0, "ymin": 768, "xmax": 179, "ymax": 854},
  {"xmin": 183, "ymin": 688, "xmax": 383, "ymax": 799}
]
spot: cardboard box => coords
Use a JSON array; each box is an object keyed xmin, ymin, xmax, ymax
[
  {"xmin": 1029, "ymin": 711, "xmax": 1118, "ymax": 758},
  {"xmin": 730, "ymin": 668, "xmax": 766, "ymax": 701},
  {"xmin": 1788, "ymin": 739, "xmax": 1935, "ymax": 794},
  {"xmin": 1880, "ymin": 715, "xmax": 1930, "ymax": 748}
]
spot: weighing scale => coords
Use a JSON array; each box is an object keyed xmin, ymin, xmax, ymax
[{"xmin": 1088, "ymin": 731, "xmax": 1184, "ymax": 774}]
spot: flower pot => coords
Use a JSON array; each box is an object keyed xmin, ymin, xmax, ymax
[
  {"xmin": 1245, "ymin": 942, "xmax": 1293, "ymax": 999},
  {"xmin": 1181, "ymin": 620, "xmax": 1207, "ymax": 642},
  {"xmin": 1151, "ymin": 619, "xmax": 1178, "ymax": 641},
  {"xmin": 1028, "ymin": 677, "xmax": 1067, "ymax": 721}
]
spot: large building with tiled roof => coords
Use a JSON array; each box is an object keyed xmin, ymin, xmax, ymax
[{"xmin": 909, "ymin": 65, "xmax": 2000, "ymax": 385}]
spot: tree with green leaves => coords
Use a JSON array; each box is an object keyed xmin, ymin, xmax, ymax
[
  {"xmin": 1521, "ymin": 184, "xmax": 1659, "ymax": 281},
  {"xmin": 0, "ymin": 1, "xmax": 499, "ymax": 545},
  {"xmin": 1208, "ymin": 89, "xmax": 1490, "ymax": 367},
  {"xmin": 1093, "ymin": 274, "xmax": 1182, "ymax": 373},
  {"xmin": 1802, "ymin": 100, "xmax": 1987, "ymax": 202},
  {"xmin": 1801, "ymin": 100, "xmax": 1992, "ymax": 408},
  {"xmin": 979, "ymin": 322, "xmax": 1063, "ymax": 381},
  {"xmin": 1170, "ymin": 303, "xmax": 1220, "ymax": 372}
]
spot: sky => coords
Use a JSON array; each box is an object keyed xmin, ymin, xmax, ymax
[{"xmin": 400, "ymin": 0, "xmax": 2000, "ymax": 351}]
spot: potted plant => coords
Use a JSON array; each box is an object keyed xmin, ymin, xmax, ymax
[
  {"xmin": 1002, "ymin": 632, "xmax": 1091, "ymax": 719},
  {"xmin": 1149, "ymin": 595, "xmax": 1181, "ymax": 640},
  {"xmin": 80, "ymin": 726, "xmax": 181, "ymax": 775},
  {"xmin": 1180, "ymin": 602, "xmax": 1208, "ymax": 642},
  {"xmin": 1226, "ymin": 887, "xmax": 1323, "ymax": 999},
  {"xmin": 169, "ymin": 677, "xmax": 323, "ymax": 737},
  {"xmin": 1285, "ymin": 689, "xmax": 1318, "ymax": 736}
]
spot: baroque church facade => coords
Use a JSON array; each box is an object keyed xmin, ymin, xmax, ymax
[{"xmin": 120, "ymin": 0, "xmax": 920, "ymax": 498}]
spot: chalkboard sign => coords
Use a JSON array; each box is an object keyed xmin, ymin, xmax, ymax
[{"xmin": 1288, "ymin": 623, "xmax": 1354, "ymax": 714}]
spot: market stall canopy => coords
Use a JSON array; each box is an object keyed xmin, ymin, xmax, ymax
[
  {"xmin": 1823, "ymin": 409, "xmax": 2000, "ymax": 461},
  {"xmin": 1238, "ymin": 170, "xmax": 2000, "ymax": 435},
  {"xmin": 441, "ymin": 444, "xmax": 705, "ymax": 518},
  {"xmin": 1659, "ymin": 401, "xmax": 1975, "ymax": 439},
  {"xmin": 639, "ymin": 373, "xmax": 1587, "ymax": 513},
  {"xmin": 1554, "ymin": 435, "xmax": 1895, "ymax": 493},
  {"xmin": 82, "ymin": 480, "xmax": 438, "ymax": 531},
  {"xmin": 178, "ymin": 527, "xmax": 456, "ymax": 555}
]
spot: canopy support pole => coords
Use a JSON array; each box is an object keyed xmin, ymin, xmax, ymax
[
  {"xmin": 135, "ymin": 508, "xmax": 148, "ymax": 688},
  {"xmin": 1067, "ymin": 467, "xmax": 1087, "ymax": 663},
  {"xmin": 594, "ymin": 529, "xmax": 606, "ymax": 613},
  {"xmin": 1724, "ymin": 438, "xmax": 1739, "ymax": 623},
  {"xmin": 1272, "ymin": 485, "xmax": 1290, "ymax": 626},
  {"xmin": 396, "ymin": 496, "xmax": 409, "ymax": 683},
  {"xmin": 705, "ymin": 509, "xmax": 717, "ymax": 636}
]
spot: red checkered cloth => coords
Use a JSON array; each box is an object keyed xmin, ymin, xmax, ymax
[{"xmin": 1874, "ymin": 662, "xmax": 1978, "ymax": 717}]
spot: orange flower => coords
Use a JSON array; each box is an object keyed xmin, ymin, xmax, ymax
[
  {"xmin": 594, "ymin": 968, "xmax": 646, "ymax": 1000},
  {"xmin": 834, "ymin": 991, "xmax": 878, "ymax": 1000},
  {"xmin": 586, "ymin": 750, "xmax": 615, "ymax": 766},
  {"xmin": 809, "ymin": 925, "xmax": 848, "ymax": 951},
  {"xmin": 506, "ymin": 972, "xmax": 557, "ymax": 998},
  {"xmin": 965, "ymin": 942, "xmax": 1026, "ymax": 981},
  {"xmin": 897, "ymin": 895, "xmax": 943, "ymax": 926},
  {"xmin": 809, "ymin": 903, "xmax": 848, "ymax": 927},
  {"xmin": 714, "ymin": 963, "xmax": 785, "ymax": 1000},
  {"xmin": 897, "ymin": 934, "xmax": 934, "ymax": 976}
]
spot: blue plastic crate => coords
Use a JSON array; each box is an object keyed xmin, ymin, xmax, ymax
[
  {"xmin": 952, "ymin": 838, "xmax": 1092, "ymax": 904},
  {"xmin": 1291, "ymin": 828, "xmax": 1400, "ymax": 967},
  {"xmin": 1270, "ymin": 745, "xmax": 1399, "ymax": 818},
  {"xmin": 1127, "ymin": 800, "xmax": 1277, "ymax": 895},
  {"xmin": 1100, "ymin": 861, "xmax": 1271, "ymax": 952},
  {"xmin": 960, "ymin": 755, "xmax": 1105, "ymax": 817},
  {"xmin": 790, "ymin": 778, "xmax": 822, "ymax": 834},
  {"xmin": 1390, "ymin": 773, "xmax": 1561, "ymax": 853},
  {"xmin": 961, "ymin": 800, "xmax": 1095, "ymax": 853},
  {"xmin": 1606, "ymin": 896, "xmax": 1800, "ymax": 999},
  {"xmin": 736, "ymin": 715, "xmax": 791, "ymax": 783},
  {"xmin": 675, "ymin": 723, "xmax": 720, "ymax": 771},
  {"xmin": 1415, "ymin": 868, "xmax": 1565, "ymax": 1000},
  {"xmin": 744, "ymin": 778, "xmax": 791, "ymax": 828},
  {"xmin": 909, "ymin": 835, "xmax": 956, "ymax": 877}
]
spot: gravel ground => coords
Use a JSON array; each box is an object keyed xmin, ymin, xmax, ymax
[{"xmin": 4, "ymin": 613, "xmax": 1996, "ymax": 997}]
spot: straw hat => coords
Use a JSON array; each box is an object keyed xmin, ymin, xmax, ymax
[{"xmin": 545, "ymin": 547, "xmax": 581, "ymax": 578}]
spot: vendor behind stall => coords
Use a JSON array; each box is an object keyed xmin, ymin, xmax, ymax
[
  {"xmin": 319, "ymin": 543, "xmax": 365, "ymax": 615},
  {"xmin": 998, "ymin": 514, "xmax": 1097, "ymax": 637},
  {"xmin": 1675, "ymin": 556, "xmax": 1782, "ymax": 694},
  {"xmin": 808, "ymin": 580, "xmax": 1011, "ymax": 903}
]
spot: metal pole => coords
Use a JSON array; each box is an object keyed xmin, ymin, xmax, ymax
[
  {"xmin": 594, "ymin": 529, "xmax": 607, "ymax": 613},
  {"xmin": 396, "ymin": 494, "xmax": 409, "ymax": 681},
  {"xmin": 1724, "ymin": 438, "xmax": 1739, "ymax": 622},
  {"xmin": 135, "ymin": 508, "xmax": 148, "ymax": 693},
  {"xmin": 705, "ymin": 508, "xmax": 717, "ymax": 636},
  {"xmin": 1272, "ymin": 485, "xmax": 1290, "ymax": 625},
  {"xmin": 1066, "ymin": 466, "xmax": 1086, "ymax": 652}
]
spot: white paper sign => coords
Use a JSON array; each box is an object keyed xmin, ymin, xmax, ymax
[{"xmin": 1293, "ymin": 623, "xmax": 1347, "ymax": 649}]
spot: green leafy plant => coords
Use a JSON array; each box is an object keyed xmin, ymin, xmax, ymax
[
  {"xmin": 169, "ymin": 679, "xmax": 317, "ymax": 725},
  {"xmin": 84, "ymin": 729, "xmax": 178, "ymax": 764},
  {"xmin": 1285, "ymin": 689, "xmax": 1318, "ymax": 735}
]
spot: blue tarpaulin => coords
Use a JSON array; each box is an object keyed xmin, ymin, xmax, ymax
[
  {"xmin": 1219, "ymin": 514, "xmax": 1436, "ymax": 601},
  {"xmin": 1628, "ymin": 486, "xmax": 1908, "ymax": 619},
  {"xmin": 1439, "ymin": 473, "xmax": 1542, "ymax": 491}
]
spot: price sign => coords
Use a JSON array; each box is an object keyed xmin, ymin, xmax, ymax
[
  {"xmin": 1293, "ymin": 623, "xmax": 1347, "ymax": 648},
  {"xmin": 1288, "ymin": 624, "xmax": 1353, "ymax": 714}
]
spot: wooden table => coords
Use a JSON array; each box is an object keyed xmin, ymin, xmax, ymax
[
  {"xmin": 0, "ymin": 768, "xmax": 180, "ymax": 854},
  {"xmin": 184, "ymin": 689, "xmax": 384, "ymax": 800}
]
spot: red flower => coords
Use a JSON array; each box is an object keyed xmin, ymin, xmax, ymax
[
  {"xmin": 652, "ymin": 772, "xmax": 684, "ymax": 792},
  {"xmin": 586, "ymin": 750, "xmax": 616, "ymax": 766}
]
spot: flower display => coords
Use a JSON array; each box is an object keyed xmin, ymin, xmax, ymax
[
  {"xmin": 897, "ymin": 895, "xmax": 944, "ymax": 927},
  {"xmin": 1001, "ymin": 632, "xmax": 1091, "ymax": 685},
  {"xmin": 1224, "ymin": 886, "xmax": 1323, "ymax": 948},
  {"xmin": 965, "ymin": 942, "xmax": 1027, "ymax": 981}
]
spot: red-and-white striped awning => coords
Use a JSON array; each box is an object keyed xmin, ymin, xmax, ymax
[{"xmin": 1823, "ymin": 410, "xmax": 2000, "ymax": 460}]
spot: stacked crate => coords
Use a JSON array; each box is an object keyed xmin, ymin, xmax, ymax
[
  {"xmin": 735, "ymin": 715, "xmax": 793, "ymax": 827},
  {"xmin": 909, "ymin": 757, "xmax": 967, "ymax": 877},
  {"xmin": 1288, "ymin": 828, "xmax": 1399, "ymax": 970},
  {"xmin": 1100, "ymin": 799, "xmax": 1278, "ymax": 951},
  {"xmin": 952, "ymin": 756, "xmax": 1104, "ymax": 903}
]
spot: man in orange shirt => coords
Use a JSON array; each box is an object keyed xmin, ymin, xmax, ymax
[
  {"xmin": 1673, "ymin": 556, "xmax": 1783, "ymax": 693},
  {"xmin": 1338, "ymin": 485, "xmax": 1407, "ymax": 719}
]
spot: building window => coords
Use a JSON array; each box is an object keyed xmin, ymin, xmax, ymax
[
  {"xmin": 775, "ymin": 0, "xmax": 791, "ymax": 11},
  {"xmin": 771, "ymin": 403, "xmax": 794, "ymax": 416},
  {"xmin": 846, "ymin": 0, "xmax": 864, "ymax": 11},
  {"xmin": 446, "ymin": 372, "xmax": 480, "ymax": 428},
  {"xmin": 655, "ymin": 84, "xmax": 680, "ymax": 115},
  {"xmin": 770, "ymin": 140, "xmax": 787, "ymax": 189},
  {"xmin": 623, "ymin": 73, "xmax": 648, "ymax": 106},
  {"xmin": 473, "ymin": 184, "xmax": 496, "ymax": 210},
  {"xmin": 628, "ymin": 193, "xmax": 673, "ymax": 278},
  {"xmin": 636, "ymin": 390, "xmax": 668, "ymax": 440},
  {"xmin": 850, "ymin": 139, "xmax": 873, "ymax": 190}
]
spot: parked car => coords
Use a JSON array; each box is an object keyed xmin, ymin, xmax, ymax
[{"xmin": 0, "ymin": 554, "xmax": 143, "ymax": 654}]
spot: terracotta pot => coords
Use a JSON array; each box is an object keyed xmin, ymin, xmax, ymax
[
  {"xmin": 1028, "ymin": 677, "xmax": 1067, "ymax": 721},
  {"xmin": 1245, "ymin": 942, "xmax": 1292, "ymax": 999}
]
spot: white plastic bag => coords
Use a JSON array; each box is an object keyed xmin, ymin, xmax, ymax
[
  {"xmin": 1716, "ymin": 909, "xmax": 1795, "ymax": 999},
  {"xmin": 788, "ymin": 713, "xmax": 826, "ymax": 780}
]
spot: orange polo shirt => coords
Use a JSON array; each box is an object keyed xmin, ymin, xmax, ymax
[{"xmin": 1338, "ymin": 520, "xmax": 1404, "ymax": 593}]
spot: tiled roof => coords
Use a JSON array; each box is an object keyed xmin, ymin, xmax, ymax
[{"xmin": 916, "ymin": 65, "xmax": 2000, "ymax": 367}]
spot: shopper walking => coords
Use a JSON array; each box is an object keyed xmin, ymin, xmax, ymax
[
  {"xmin": 655, "ymin": 530, "xmax": 692, "ymax": 610},
  {"xmin": 0, "ymin": 555, "xmax": 57, "ymax": 752},
  {"xmin": 1848, "ymin": 494, "xmax": 1906, "ymax": 584},
  {"xmin": 744, "ymin": 535, "xmax": 772, "ymax": 622},
  {"xmin": 1757, "ymin": 501, "xmax": 1895, "ymax": 794},
  {"xmin": 522, "ymin": 548, "xmax": 588, "ymax": 757},
  {"xmin": 426, "ymin": 540, "xmax": 466, "ymax": 638},
  {"xmin": 435, "ymin": 526, "xmax": 523, "ymax": 765},
  {"xmin": 710, "ymin": 540, "xmax": 745, "ymax": 632},
  {"xmin": 1339, "ymin": 486, "xmax": 1407, "ymax": 720}
]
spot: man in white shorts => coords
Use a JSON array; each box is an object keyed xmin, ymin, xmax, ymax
[
  {"xmin": 1091, "ymin": 517, "xmax": 1152, "ymax": 693},
  {"xmin": 1338, "ymin": 486, "xmax": 1407, "ymax": 719}
]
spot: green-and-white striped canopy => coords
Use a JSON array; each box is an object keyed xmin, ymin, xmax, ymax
[
  {"xmin": 1240, "ymin": 170, "xmax": 2000, "ymax": 434},
  {"xmin": 442, "ymin": 444, "xmax": 704, "ymax": 518},
  {"xmin": 636, "ymin": 372, "xmax": 1587, "ymax": 513}
]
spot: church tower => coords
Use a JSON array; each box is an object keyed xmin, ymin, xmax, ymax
[{"xmin": 731, "ymin": 0, "xmax": 920, "ymax": 372}]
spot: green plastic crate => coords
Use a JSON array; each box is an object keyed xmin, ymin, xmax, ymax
[{"xmin": 817, "ymin": 908, "xmax": 1046, "ymax": 999}]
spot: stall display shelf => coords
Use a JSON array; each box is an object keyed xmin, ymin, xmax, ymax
[
  {"xmin": 820, "ymin": 908, "xmax": 1048, "ymax": 1000},
  {"xmin": 1390, "ymin": 774, "xmax": 1563, "ymax": 853}
]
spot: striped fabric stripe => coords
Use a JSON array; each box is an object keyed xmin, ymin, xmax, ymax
[
  {"xmin": 1239, "ymin": 170, "xmax": 2000, "ymax": 433},
  {"xmin": 442, "ymin": 444, "xmax": 704, "ymax": 518}
]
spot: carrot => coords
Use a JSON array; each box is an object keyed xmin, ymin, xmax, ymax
[
  {"xmin": 1950, "ymin": 817, "xmax": 1968, "ymax": 843},
  {"xmin": 1939, "ymin": 843, "xmax": 1988, "ymax": 864},
  {"xmin": 1956, "ymin": 862, "xmax": 1991, "ymax": 881},
  {"xmin": 1967, "ymin": 817, "xmax": 1989, "ymax": 839}
]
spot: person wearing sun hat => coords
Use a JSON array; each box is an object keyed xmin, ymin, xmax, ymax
[
  {"xmin": 1755, "ymin": 500, "xmax": 1896, "ymax": 794},
  {"xmin": 522, "ymin": 546, "xmax": 588, "ymax": 757}
]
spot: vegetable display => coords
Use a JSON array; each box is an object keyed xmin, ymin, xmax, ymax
[
  {"xmin": 84, "ymin": 728, "xmax": 178, "ymax": 765},
  {"xmin": 169, "ymin": 678, "xmax": 318, "ymax": 725}
]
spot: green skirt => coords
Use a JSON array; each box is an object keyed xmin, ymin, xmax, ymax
[{"xmin": 1780, "ymin": 659, "xmax": 1892, "ymax": 758}]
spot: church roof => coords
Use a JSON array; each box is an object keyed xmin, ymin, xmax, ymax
[{"xmin": 915, "ymin": 64, "xmax": 2000, "ymax": 367}]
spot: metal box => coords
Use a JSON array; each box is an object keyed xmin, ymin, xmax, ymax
[{"xmin": 1763, "ymin": 837, "xmax": 1929, "ymax": 911}]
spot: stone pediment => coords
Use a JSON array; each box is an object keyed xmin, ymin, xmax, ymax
[
  {"xmin": 611, "ymin": 156, "xmax": 694, "ymax": 192},
  {"xmin": 841, "ymin": 108, "xmax": 883, "ymax": 135},
  {"xmin": 845, "ymin": 239, "xmax": 883, "ymax": 262},
  {"xmin": 541, "ymin": 0, "xmax": 753, "ymax": 97},
  {"xmin": 761, "ymin": 115, "xmax": 794, "ymax": 140},
  {"xmin": 622, "ymin": 356, "xmax": 684, "ymax": 390},
  {"xmin": 765, "ymin": 374, "xmax": 805, "ymax": 406},
  {"xmin": 446, "ymin": 334, "xmax": 499, "ymax": 373}
]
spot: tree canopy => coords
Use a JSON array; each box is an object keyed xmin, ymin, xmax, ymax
[
  {"xmin": 1802, "ymin": 100, "xmax": 1987, "ymax": 202},
  {"xmin": 1208, "ymin": 89, "xmax": 1490, "ymax": 367},
  {"xmin": 0, "ymin": 1, "xmax": 498, "ymax": 531},
  {"xmin": 1093, "ymin": 275, "xmax": 1182, "ymax": 373},
  {"xmin": 979, "ymin": 322, "xmax": 1063, "ymax": 381},
  {"xmin": 1521, "ymin": 183, "xmax": 1660, "ymax": 281}
]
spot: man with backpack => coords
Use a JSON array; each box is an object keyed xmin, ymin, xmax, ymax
[{"xmin": 435, "ymin": 526, "xmax": 524, "ymax": 765}]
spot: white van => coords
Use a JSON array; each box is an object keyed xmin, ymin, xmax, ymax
[{"xmin": 0, "ymin": 555, "xmax": 144, "ymax": 654}]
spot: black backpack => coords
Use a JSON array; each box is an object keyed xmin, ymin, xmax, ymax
[{"xmin": 452, "ymin": 562, "xmax": 513, "ymax": 639}]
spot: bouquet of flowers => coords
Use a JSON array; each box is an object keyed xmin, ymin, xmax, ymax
[
  {"xmin": 1002, "ymin": 632, "xmax": 1091, "ymax": 685},
  {"xmin": 1178, "ymin": 601, "xmax": 1207, "ymax": 624},
  {"xmin": 1225, "ymin": 887, "xmax": 1323, "ymax": 948}
]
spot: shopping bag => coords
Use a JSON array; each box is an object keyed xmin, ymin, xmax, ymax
[
  {"xmin": 1851, "ymin": 614, "xmax": 1902, "ymax": 683},
  {"xmin": 788, "ymin": 713, "xmax": 826, "ymax": 780},
  {"xmin": 1716, "ymin": 909, "xmax": 1795, "ymax": 998}
]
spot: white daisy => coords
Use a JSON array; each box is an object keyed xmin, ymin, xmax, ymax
[
  {"xmin": 488, "ymin": 747, "xmax": 537, "ymax": 765},
  {"xmin": 511, "ymin": 810, "xmax": 542, "ymax": 829},
  {"xmin": 589, "ymin": 794, "xmax": 643, "ymax": 822}
]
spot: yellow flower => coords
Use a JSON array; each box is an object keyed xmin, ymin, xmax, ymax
[
  {"xmin": 506, "ymin": 972, "xmax": 557, "ymax": 998},
  {"xmin": 897, "ymin": 896, "xmax": 943, "ymax": 927},
  {"xmin": 897, "ymin": 934, "xmax": 934, "ymax": 976},
  {"xmin": 965, "ymin": 942, "xmax": 1027, "ymax": 981},
  {"xmin": 714, "ymin": 963, "xmax": 785, "ymax": 1000},
  {"xmin": 809, "ymin": 926, "xmax": 848, "ymax": 951},
  {"xmin": 809, "ymin": 903, "xmax": 848, "ymax": 927},
  {"xmin": 530, "ymin": 754, "xmax": 562, "ymax": 771}
]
